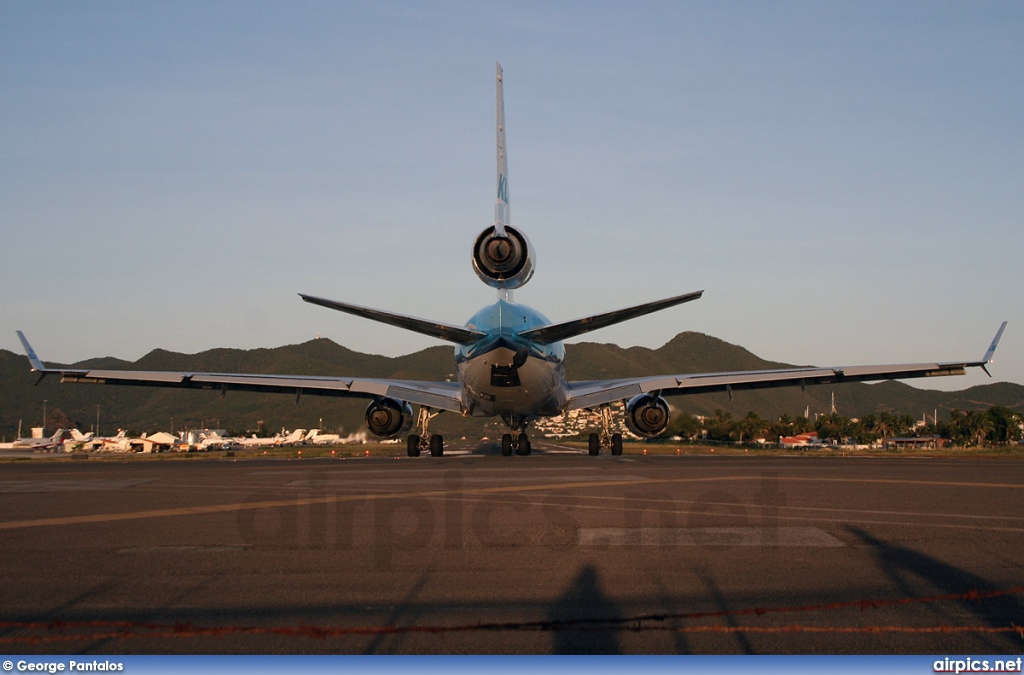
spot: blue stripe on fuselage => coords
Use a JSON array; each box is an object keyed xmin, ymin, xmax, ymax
[
  {"xmin": 455, "ymin": 300, "xmax": 565, "ymax": 364},
  {"xmin": 455, "ymin": 300, "xmax": 568, "ymax": 418}
]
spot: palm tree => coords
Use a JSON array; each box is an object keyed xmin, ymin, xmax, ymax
[
  {"xmin": 984, "ymin": 406, "xmax": 1019, "ymax": 444},
  {"xmin": 947, "ymin": 409, "xmax": 969, "ymax": 446},
  {"xmin": 966, "ymin": 410, "xmax": 994, "ymax": 447}
]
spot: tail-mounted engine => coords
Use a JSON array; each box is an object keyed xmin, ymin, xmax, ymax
[
  {"xmin": 364, "ymin": 398, "xmax": 413, "ymax": 439},
  {"xmin": 472, "ymin": 225, "xmax": 534, "ymax": 289},
  {"xmin": 624, "ymin": 394, "xmax": 671, "ymax": 438}
]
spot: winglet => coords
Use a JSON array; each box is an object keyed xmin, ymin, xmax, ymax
[
  {"xmin": 16, "ymin": 331, "xmax": 46, "ymax": 372},
  {"xmin": 980, "ymin": 321, "xmax": 1008, "ymax": 377},
  {"xmin": 16, "ymin": 331, "xmax": 50, "ymax": 384}
]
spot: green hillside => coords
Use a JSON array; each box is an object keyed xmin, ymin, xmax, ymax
[{"xmin": 2, "ymin": 333, "xmax": 1021, "ymax": 441}]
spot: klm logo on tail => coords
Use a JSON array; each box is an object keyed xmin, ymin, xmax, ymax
[{"xmin": 498, "ymin": 174, "xmax": 509, "ymax": 205}]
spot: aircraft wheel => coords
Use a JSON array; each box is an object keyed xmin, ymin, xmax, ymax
[
  {"xmin": 588, "ymin": 433, "xmax": 600, "ymax": 456},
  {"xmin": 611, "ymin": 433, "xmax": 623, "ymax": 456},
  {"xmin": 429, "ymin": 434, "xmax": 444, "ymax": 457},
  {"xmin": 501, "ymin": 434, "xmax": 513, "ymax": 456},
  {"xmin": 516, "ymin": 434, "xmax": 531, "ymax": 456},
  {"xmin": 407, "ymin": 435, "xmax": 421, "ymax": 457}
]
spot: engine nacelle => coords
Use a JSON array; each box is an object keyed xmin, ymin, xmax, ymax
[
  {"xmin": 624, "ymin": 394, "xmax": 672, "ymax": 438},
  {"xmin": 472, "ymin": 225, "xmax": 535, "ymax": 289},
  {"xmin": 364, "ymin": 398, "xmax": 413, "ymax": 439}
]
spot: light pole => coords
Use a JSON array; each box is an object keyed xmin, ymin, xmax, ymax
[{"xmin": 42, "ymin": 399, "xmax": 47, "ymax": 433}]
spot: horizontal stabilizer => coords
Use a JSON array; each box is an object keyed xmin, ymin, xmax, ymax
[
  {"xmin": 299, "ymin": 294, "xmax": 485, "ymax": 345},
  {"xmin": 518, "ymin": 290, "xmax": 704, "ymax": 345}
]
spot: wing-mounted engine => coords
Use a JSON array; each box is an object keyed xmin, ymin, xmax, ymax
[
  {"xmin": 624, "ymin": 394, "xmax": 671, "ymax": 438},
  {"xmin": 364, "ymin": 398, "xmax": 414, "ymax": 439},
  {"xmin": 472, "ymin": 225, "xmax": 534, "ymax": 289}
]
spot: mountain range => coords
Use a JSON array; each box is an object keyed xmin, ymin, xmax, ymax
[{"xmin": 2, "ymin": 332, "xmax": 1022, "ymax": 440}]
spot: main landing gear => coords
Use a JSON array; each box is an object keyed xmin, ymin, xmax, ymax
[
  {"xmin": 587, "ymin": 405, "xmax": 623, "ymax": 456},
  {"xmin": 403, "ymin": 407, "xmax": 625, "ymax": 459},
  {"xmin": 407, "ymin": 407, "xmax": 444, "ymax": 457},
  {"xmin": 499, "ymin": 415, "xmax": 532, "ymax": 456},
  {"xmin": 404, "ymin": 409, "xmax": 535, "ymax": 459},
  {"xmin": 500, "ymin": 432, "xmax": 531, "ymax": 456}
]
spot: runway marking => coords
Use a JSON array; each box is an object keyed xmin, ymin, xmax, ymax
[
  {"xmin": 783, "ymin": 476, "xmax": 1024, "ymax": 490},
  {"xmin": 0, "ymin": 479, "xmax": 158, "ymax": 492},
  {"xmin": 116, "ymin": 545, "xmax": 248, "ymax": 554},
  {"xmin": 0, "ymin": 475, "xmax": 732, "ymax": 530},
  {"xmin": 545, "ymin": 491, "xmax": 1024, "ymax": 524},
  {"xmin": 441, "ymin": 492, "xmax": 1024, "ymax": 534},
  {"xmin": 1, "ymin": 473, "xmax": 1022, "ymax": 531},
  {"xmin": 578, "ymin": 526, "xmax": 845, "ymax": 547}
]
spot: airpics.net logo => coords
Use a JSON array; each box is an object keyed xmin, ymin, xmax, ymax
[{"xmin": 934, "ymin": 657, "xmax": 1023, "ymax": 673}]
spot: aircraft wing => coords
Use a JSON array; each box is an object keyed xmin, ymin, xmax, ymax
[
  {"xmin": 15, "ymin": 332, "xmax": 464, "ymax": 413},
  {"xmin": 565, "ymin": 322, "xmax": 1008, "ymax": 411}
]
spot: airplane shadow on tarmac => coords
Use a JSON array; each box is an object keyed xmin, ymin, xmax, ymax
[
  {"xmin": 543, "ymin": 529, "xmax": 1024, "ymax": 655},
  {"xmin": 845, "ymin": 526, "xmax": 1024, "ymax": 650},
  {"xmin": 469, "ymin": 442, "xmax": 505, "ymax": 456},
  {"xmin": 548, "ymin": 564, "xmax": 623, "ymax": 654}
]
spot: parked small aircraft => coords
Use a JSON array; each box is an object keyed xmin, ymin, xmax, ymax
[
  {"xmin": 66, "ymin": 429, "xmax": 129, "ymax": 452},
  {"xmin": 6, "ymin": 429, "xmax": 67, "ymax": 451}
]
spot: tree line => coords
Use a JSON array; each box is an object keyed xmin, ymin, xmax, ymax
[
  {"xmin": 30, "ymin": 404, "xmax": 1024, "ymax": 449},
  {"xmin": 667, "ymin": 406, "xmax": 1023, "ymax": 447}
]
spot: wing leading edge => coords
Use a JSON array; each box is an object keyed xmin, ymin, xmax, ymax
[
  {"xmin": 566, "ymin": 322, "xmax": 1008, "ymax": 411},
  {"xmin": 300, "ymin": 290, "xmax": 704, "ymax": 347},
  {"xmin": 519, "ymin": 290, "xmax": 704, "ymax": 345},
  {"xmin": 298, "ymin": 294, "xmax": 485, "ymax": 345},
  {"xmin": 14, "ymin": 332, "xmax": 464, "ymax": 413}
]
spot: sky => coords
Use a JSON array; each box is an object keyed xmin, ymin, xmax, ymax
[{"xmin": 2, "ymin": 1, "xmax": 1022, "ymax": 392}]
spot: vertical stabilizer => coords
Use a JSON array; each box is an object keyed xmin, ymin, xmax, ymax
[
  {"xmin": 472, "ymin": 64, "xmax": 535, "ymax": 292},
  {"xmin": 495, "ymin": 62, "xmax": 510, "ymax": 236}
]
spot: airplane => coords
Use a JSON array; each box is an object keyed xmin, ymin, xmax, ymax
[
  {"xmin": 69, "ymin": 429, "xmax": 130, "ymax": 452},
  {"xmin": 16, "ymin": 63, "xmax": 1007, "ymax": 458},
  {"xmin": 5, "ymin": 429, "xmax": 68, "ymax": 451},
  {"xmin": 235, "ymin": 435, "xmax": 280, "ymax": 448},
  {"xmin": 95, "ymin": 429, "xmax": 130, "ymax": 452},
  {"xmin": 69, "ymin": 428, "xmax": 94, "ymax": 443},
  {"xmin": 66, "ymin": 428, "xmax": 134, "ymax": 452},
  {"xmin": 277, "ymin": 429, "xmax": 309, "ymax": 446},
  {"xmin": 230, "ymin": 428, "xmax": 306, "ymax": 448}
]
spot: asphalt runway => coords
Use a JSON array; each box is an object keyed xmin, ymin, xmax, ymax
[{"xmin": 2, "ymin": 447, "xmax": 1023, "ymax": 654}]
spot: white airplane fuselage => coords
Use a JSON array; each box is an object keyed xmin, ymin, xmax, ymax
[{"xmin": 456, "ymin": 300, "xmax": 568, "ymax": 420}]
